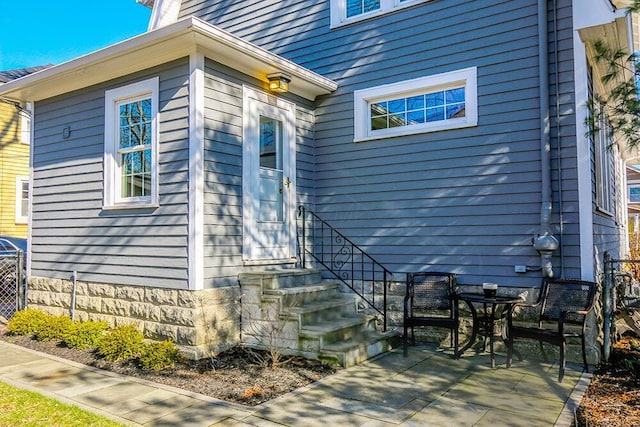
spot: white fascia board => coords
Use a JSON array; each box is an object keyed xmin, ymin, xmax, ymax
[
  {"xmin": 0, "ymin": 17, "xmax": 337, "ymax": 102},
  {"xmin": 188, "ymin": 18, "xmax": 337, "ymax": 99}
]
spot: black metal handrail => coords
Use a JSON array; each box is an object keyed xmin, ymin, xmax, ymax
[{"xmin": 297, "ymin": 205, "xmax": 392, "ymax": 331}]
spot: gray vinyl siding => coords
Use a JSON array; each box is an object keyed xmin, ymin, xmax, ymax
[
  {"xmin": 202, "ymin": 59, "xmax": 315, "ymax": 287},
  {"xmin": 31, "ymin": 59, "xmax": 191, "ymax": 289},
  {"xmin": 177, "ymin": 0, "xmax": 592, "ymax": 284}
]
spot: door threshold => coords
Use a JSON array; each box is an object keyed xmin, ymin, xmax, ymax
[{"xmin": 243, "ymin": 258, "xmax": 298, "ymax": 267}]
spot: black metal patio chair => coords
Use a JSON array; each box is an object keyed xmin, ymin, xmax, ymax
[
  {"xmin": 506, "ymin": 278, "xmax": 598, "ymax": 382},
  {"xmin": 403, "ymin": 272, "xmax": 459, "ymax": 358}
]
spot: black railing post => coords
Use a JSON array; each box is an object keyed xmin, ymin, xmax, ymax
[
  {"xmin": 383, "ymin": 271, "xmax": 388, "ymax": 331},
  {"xmin": 300, "ymin": 206, "xmax": 306, "ymax": 269},
  {"xmin": 603, "ymin": 251, "xmax": 612, "ymax": 362}
]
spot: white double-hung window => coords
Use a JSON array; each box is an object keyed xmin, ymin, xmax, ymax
[
  {"xmin": 331, "ymin": 0, "xmax": 430, "ymax": 27},
  {"xmin": 104, "ymin": 77, "xmax": 159, "ymax": 209},
  {"xmin": 15, "ymin": 176, "xmax": 28, "ymax": 224},
  {"xmin": 354, "ymin": 67, "xmax": 477, "ymax": 142}
]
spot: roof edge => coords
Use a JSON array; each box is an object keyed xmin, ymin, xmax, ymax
[{"xmin": 0, "ymin": 16, "xmax": 337, "ymax": 102}]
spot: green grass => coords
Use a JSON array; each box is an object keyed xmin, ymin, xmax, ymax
[{"xmin": 0, "ymin": 381, "xmax": 125, "ymax": 427}]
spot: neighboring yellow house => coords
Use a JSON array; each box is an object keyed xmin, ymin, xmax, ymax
[{"xmin": 0, "ymin": 66, "xmax": 49, "ymax": 238}]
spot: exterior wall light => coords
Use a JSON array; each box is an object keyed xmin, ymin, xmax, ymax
[{"xmin": 267, "ymin": 72, "xmax": 291, "ymax": 93}]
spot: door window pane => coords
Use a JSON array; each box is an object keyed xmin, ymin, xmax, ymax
[
  {"xmin": 258, "ymin": 116, "xmax": 284, "ymax": 222},
  {"xmin": 260, "ymin": 117, "xmax": 282, "ymax": 170}
]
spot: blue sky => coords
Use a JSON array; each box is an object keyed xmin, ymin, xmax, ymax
[{"xmin": 0, "ymin": 1, "xmax": 152, "ymax": 71}]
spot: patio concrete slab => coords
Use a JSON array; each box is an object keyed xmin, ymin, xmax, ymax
[
  {"xmin": 252, "ymin": 399, "xmax": 398, "ymax": 426},
  {"xmin": 403, "ymin": 396, "xmax": 489, "ymax": 426},
  {"xmin": 0, "ymin": 344, "xmax": 42, "ymax": 367},
  {"xmin": 143, "ymin": 401, "xmax": 252, "ymax": 427},
  {"xmin": 319, "ymin": 395, "xmax": 431, "ymax": 424},
  {"xmin": 474, "ymin": 408, "xmax": 550, "ymax": 427},
  {"xmin": 119, "ymin": 395, "xmax": 212, "ymax": 424},
  {"xmin": 215, "ymin": 415, "xmax": 293, "ymax": 426},
  {"xmin": 73, "ymin": 381, "xmax": 160, "ymax": 409},
  {"xmin": 444, "ymin": 382, "xmax": 568, "ymax": 424},
  {"xmin": 0, "ymin": 340, "xmax": 590, "ymax": 426}
]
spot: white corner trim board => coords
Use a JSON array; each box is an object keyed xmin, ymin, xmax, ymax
[{"xmin": 148, "ymin": 0, "xmax": 182, "ymax": 31}]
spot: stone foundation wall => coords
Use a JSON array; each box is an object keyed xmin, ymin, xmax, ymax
[{"xmin": 27, "ymin": 276, "xmax": 241, "ymax": 359}]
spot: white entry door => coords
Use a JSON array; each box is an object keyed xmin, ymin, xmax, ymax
[{"xmin": 243, "ymin": 88, "xmax": 296, "ymax": 261}]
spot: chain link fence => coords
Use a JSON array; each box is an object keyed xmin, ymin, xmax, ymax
[{"xmin": 0, "ymin": 251, "xmax": 25, "ymax": 321}]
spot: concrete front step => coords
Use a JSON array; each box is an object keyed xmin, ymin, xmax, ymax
[
  {"xmin": 239, "ymin": 268, "xmax": 398, "ymax": 368},
  {"xmin": 300, "ymin": 317, "xmax": 368, "ymax": 349},
  {"xmin": 285, "ymin": 297, "xmax": 356, "ymax": 325},
  {"xmin": 264, "ymin": 281, "xmax": 341, "ymax": 306},
  {"xmin": 319, "ymin": 329, "xmax": 400, "ymax": 367},
  {"xmin": 239, "ymin": 269, "xmax": 324, "ymax": 289}
]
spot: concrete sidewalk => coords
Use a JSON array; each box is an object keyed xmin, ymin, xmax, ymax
[{"xmin": 0, "ymin": 341, "xmax": 590, "ymax": 426}]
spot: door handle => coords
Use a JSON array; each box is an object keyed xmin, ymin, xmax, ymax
[{"xmin": 285, "ymin": 177, "xmax": 291, "ymax": 188}]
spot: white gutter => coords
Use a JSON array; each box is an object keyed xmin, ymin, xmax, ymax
[{"xmin": 0, "ymin": 17, "xmax": 337, "ymax": 102}]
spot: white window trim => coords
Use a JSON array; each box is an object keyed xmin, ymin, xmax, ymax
[
  {"xmin": 629, "ymin": 183, "xmax": 640, "ymax": 204},
  {"xmin": 20, "ymin": 102, "xmax": 32, "ymax": 145},
  {"xmin": 103, "ymin": 77, "xmax": 159, "ymax": 210},
  {"xmin": 15, "ymin": 176, "xmax": 28, "ymax": 224},
  {"xmin": 331, "ymin": 0, "xmax": 430, "ymax": 28},
  {"xmin": 354, "ymin": 67, "xmax": 478, "ymax": 142},
  {"xmin": 594, "ymin": 105, "xmax": 615, "ymax": 216}
]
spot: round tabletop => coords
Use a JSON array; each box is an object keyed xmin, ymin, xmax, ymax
[{"xmin": 457, "ymin": 292, "xmax": 524, "ymax": 304}]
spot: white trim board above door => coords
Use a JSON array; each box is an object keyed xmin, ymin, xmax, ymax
[{"xmin": 242, "ymin": 86, "xmax": 297, "ymax": 262}]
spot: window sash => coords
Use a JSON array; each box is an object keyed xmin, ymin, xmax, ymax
[
  {"xmin": 20, "ymin": 103, "xmax": 32, "ymax": 145},
  {"xmin": 104, "ymin": 78, "xmax": 159, "ymax": 209},
  {"xmin": 354, "ymin": 67, "xmax": 477, "ymax": 142},
  {"xmin": 369, "ymin": 86, "xmax": 466, "ymax": 131},
  {"xmin": 629, "ymin": 186, "xmax": 640, "ymax": 204},
  {"xmin": 15, "ymin": 176, "xmax": 28, "ymax": 224},
  {"xmin": 594, "ymin": 106, "xmax": 615, "ymax": 215},
  {"xmin": 331, "ymin": 0, "xmax": 430, "ymax": 27}
]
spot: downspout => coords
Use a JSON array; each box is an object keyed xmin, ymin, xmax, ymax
[{"xmin": 533, "ymin": 0, "xmax": 560, "ymax": 277}]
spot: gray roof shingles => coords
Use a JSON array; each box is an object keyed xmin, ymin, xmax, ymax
[{"xmin": 0, "ymin": 65, "xmax": 52, "ymax": 83}]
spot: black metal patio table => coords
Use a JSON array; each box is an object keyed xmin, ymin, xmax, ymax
[{"xmin": 458, "ymin": 292, "xmax": 524, "ymax": 368}]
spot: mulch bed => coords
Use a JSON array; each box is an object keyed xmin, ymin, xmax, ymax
[
  {"xmin": 0, "ymin": 330, "xmax": 340, "ymax": 406},
  {"xmin": 575, "ymin": 337, "xmax": 640, "ymax": 426}
]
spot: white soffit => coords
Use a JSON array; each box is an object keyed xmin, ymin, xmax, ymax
[
  {"xmin": 580, "ymin": 15, "xmax": 631, "ymax": 55},
  {"xmin": 611, "ymin": 0, "xmax": 636, "ymax": 9},
  {"xmin": 0, "ymin": 17, "xmax": 337, "ymax": 102}
]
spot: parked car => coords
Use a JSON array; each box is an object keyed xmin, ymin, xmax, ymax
[{"xmin": 0, "ymin": 236, "xmax": 27, "ymax": 297}]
